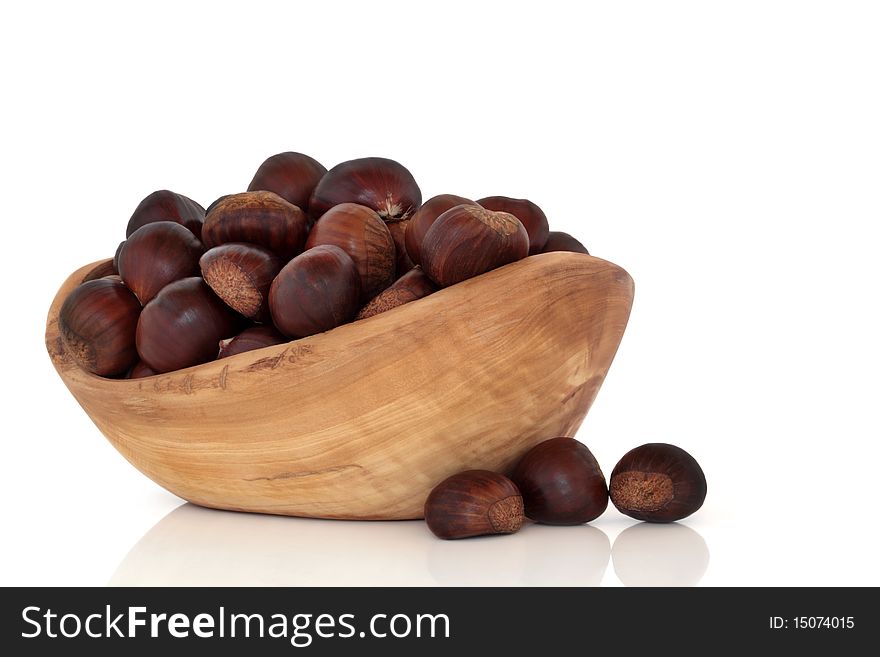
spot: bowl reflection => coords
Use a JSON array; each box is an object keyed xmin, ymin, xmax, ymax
[
  {"xmin": 110, "ymin": 503, "xmax": 611, "ymax": 587},
  {"xmin": 611, "ymin": 522, "xmax": 709, "ymax": 586}
]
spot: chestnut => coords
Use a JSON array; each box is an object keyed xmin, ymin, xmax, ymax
[
  {"xmin": 128, "ymin": 360, "xmax": 158, "ymax": 379},
  {"xmin": 82, "ymin": 259, "xmax": 118, "ymax": 282},
  {"xmin": 304, "ymin": 203, "xmax": 395, "ymax": 301},
  {"xmin": 308, "ymin": 157, "xmax": 422, "ymax": 221},
  {"xmin": 356, "ymin": 267, "xmax": 437, "ymax": 320},
  {"xmin": 405, "ymin": 194, "xmax": 478, "ymax": 266},
  {"xmin": 542, "ymin": 231, "xmax": 589, "ymax": 255},
  {"xmin": 205, "ymin": 194, "xmax": 230, "ymax": 215},
  {"xmin": 112, "ymin": 240, "xmax": 125, "ymax": 273},
  {"xmin": 424, "ymin": 470, "xmax": 524, "ymax": 540},
  {"xmin": 199, "ymin": 243, "xmax": 282, "ymax": 321},
  {"xmin": 386, "ymin": 219, "xmax": 414, "ymax": 275},
  {"xmin": 218, "ymin": 325, "xmax": 287, "ymax": 359},
  {"xmin": 126, "ymin": 190, "xmax": 206, "ymax": 240},
  {"xmin": 118, "ymin": 221, "xmax": 205, "ymax": 305},
  {"xmin": 58, "ymin": 278, "xmax": 141, "ymax": 376},
  {"xmin": 136, "ymin": 277, "xmax": 241, "ymax": 373},
  {"xmin": 269, "ymin": 245, "xmax": 362, "ymax": 339},
  {"xmin": 609, "ymin": 443, "xmax": 707, "ymax": 523},
  {"xmin": 511, "ymin": 437, "xmax": 608, "ymax": 525},
  {"xmin": 247, "ymin": 151, "xmax": 327, "ymax": 212},
  {"xmin": 477, "ymin": 196, "xmax": 550, "ymax": 255},
  {"xmin": 421, "ymin": 204, "xmax": 529, "ymax": 287},
  {"xmin": 202, "ymin": 191, "xmax": 308, "ymax": 260}
]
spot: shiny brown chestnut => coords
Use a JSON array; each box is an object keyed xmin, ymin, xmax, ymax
[
  {"xmin": 424, "ymin": 470, "xmax": 524, "ymax": 540},
  {"xmin": 542, "ymin": 231, "xmax": 589, "ymax": 255},
  {"xmin": 269, "ymin": 245, "xmax": 362, "ymax": 339},
  {"xmin": 247, "ymin": 151, "xmax": 327, "ymax": 212},
  {"xmin": 308, "ymin": 157, "xmax": 422, "ymax": 221},
  {"xmin": 477, "ymin": 196, "xmax": 550, "ymax": 255},
  {"xmin": 118, "ymin": 221, "xmax": 205, "ymax": 305},
  {"xmin": 610, "ymin": 443, "xmax": 707, "ymax": 523},
  {"xmin": 205, "ymin": 194, "xmax": 230, "ymax": 216},
  {"xmin": 304, "ymin": 203, "xmax": 396, "ymax": 301},
  {"xmin": 202, "ymin": 191, "xmax": 309, "ymax": 260},
  {"xmin": 58, "ymin": 278, "xmax": 141, "ymax": 377},
  {"xmin": 405, "ymin": 194, "xmax": 478, "ymax": 266},
  {"xmin": 112, "ymin": 241, "xmax": 125, "ymax": 273},
  {"xmin": 136, "ymin": 277, "xmax": 241, "ymax": 373},
  {"xmin": 217, "ymin": 325, "xmax": 287, "ymax": 359},
  {"xmin": 82, "ymin": 259, "xmax": 118, "ymax": 282},
  {"xmin": 199, "ymin": 243, "xmax": 282, "ymax": 321},
  {"xmin": 511, "ymin": 437, "xmax": 608, "ymax": 525},
  {"xmin": 356, "ymin": 267, "xmax": 437, "ymax": 320},
  {"xmin": 386, "ymin": 219, "xmax": 414, "ymax": 275},
  {"xmin": 128, "ymin": 360, "xmax": 158, "ymax": 379},
  {"xmin": 126, "ymin": 190, "xmax": 206, "ymax": 240},
  {"xmin": 421, "ymin": 204, "xmax": 529, "ymax": 287}
]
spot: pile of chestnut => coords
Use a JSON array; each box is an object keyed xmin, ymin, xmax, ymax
[
  {"xmin": 426, "ymin": 440, "xmax": 707, "ymax": 539},
  {"xmin": 58, "ymin": 152, "xmax": 591, "ymax": 378}
]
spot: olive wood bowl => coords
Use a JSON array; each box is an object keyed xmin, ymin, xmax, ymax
[{"xmin": 46, "ymin": 253, "xmax": 634, "ymax": 519}]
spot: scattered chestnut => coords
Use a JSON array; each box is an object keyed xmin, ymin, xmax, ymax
[
  {"xmin": 356, "ymin": 267, "xmax": 437, "ymax": 320},
  {"xmin": 308, "ymin": 157, "xmax": 422, "ymax": 221},
  {"xmin": 304, "ymin": 203, "xmax": 395, "ymax": 301},
  {"xmin": 609, "ymin": 443, "xmax": 707, "ymax": 523},
  {"xmin": 542, "ymin": 231, "xmax": 589, "ymax": 255},
  {"xmin": 199, "ymin": 243, "xmax": 282, "ymax": 321},
  {"xmin": 511, "ymin": 437, "xmax": 608, "ymax": 525},
  {"xmin": 218, "ymin": 325, "xmax": 287, "ymax": 359},
  {"xmin": 269, "ymin": 245, "xmax": 362, "ymax": 339},
  {"xmin": 128, "ymin": 360, "xmax": 158, "ymax": 379},
  {"xmin": 202, "ymin": 191, "xmax": 308, "ymax": 260},
  {"xmin": 136, "ymin": 277, "xmax": 241, "ymax": 373},
  {"xmin": 118, "ymin": 221, "xmax": 205, "ymax": 305},
  {"xmin": 126, "ymin": 190, "xmax": 206, "ymax": 240},
  {"xmin": 405, "ymin": 194, "xmax": 478, "ymax": 266},
  {"xmin": 421, "ymin": 204, "xmax": 529, "ymax": 287},
  {"xmin": 247, "ymin": 151, "xmax": 327, "ymax": 212},
  {"xmin": 424, "ymin": 470, "xmax": 524, "ymax": 540},
  {"xmin": 477, "ymin": 196, "xmax": 550, "ymax": 255},
  {"xmin": 58, "ymin": 278, "xmax": 141, "ymax": 376}
]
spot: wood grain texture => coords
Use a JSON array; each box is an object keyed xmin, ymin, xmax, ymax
[{"xmin": 45, "ymin": 253, "xmax": 634, "ymax": 520}]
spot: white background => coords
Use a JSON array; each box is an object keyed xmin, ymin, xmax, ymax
[{"xmin": 1, "ymin": 0, "xmax": 878, "ymax": 586}]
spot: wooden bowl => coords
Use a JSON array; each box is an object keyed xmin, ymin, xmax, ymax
[{"xmin": 46, "ymin": 253, "xmax": 634, "ymax": 520}]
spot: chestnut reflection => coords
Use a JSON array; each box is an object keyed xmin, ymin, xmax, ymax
[{"xmin": 611, "ymin": 522, "xmax": 709, "ymax": 586}]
